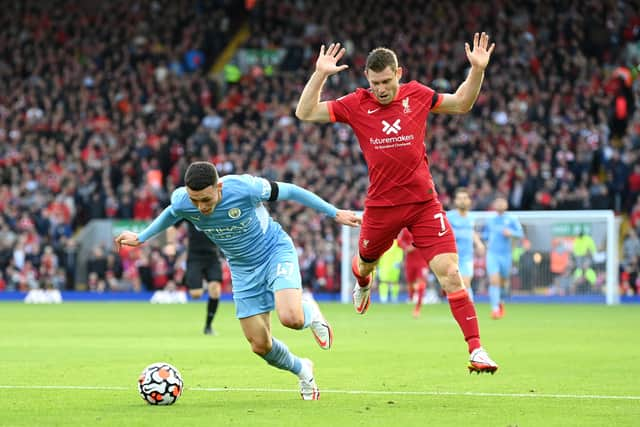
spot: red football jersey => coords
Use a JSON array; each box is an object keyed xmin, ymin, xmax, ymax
[{"xmin": 328, "ymin": 81, "xmax": 441, "ymax": 207}]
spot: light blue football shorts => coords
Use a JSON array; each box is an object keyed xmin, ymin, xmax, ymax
[
  {"xmin": 486, "ymin": 252, "xmax": 512, "ymax": 278},
  {"xmin": 233, "ymin": 236, "xmax": 301, "ymax": 319},
  {"xmin": 458, "ymin": 257, "xmax": 474, "ymax": 278}
]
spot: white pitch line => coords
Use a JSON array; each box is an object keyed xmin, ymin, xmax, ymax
[
  {"xmin": 190, "ymin": 387, "xmax": 640, "ymax": 401},
  {"xmin": 1, "ymin": 385, "xmax": 639, "ymax": 401},
  {"xmin": 0, "ymin": 385, "xmax": 129, "ymax": 391}
]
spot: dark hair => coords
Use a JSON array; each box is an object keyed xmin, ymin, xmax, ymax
[
  {"xmin": 455, "ymin": 187, "xmax": 469, "ymax": 197},
  {"xmin": 184, "ymin": 161, "xmax": 218, "ymax": 191},
  {"xmin": 366, "ymin": 47, "xmax": 398, "ymax": 72}
]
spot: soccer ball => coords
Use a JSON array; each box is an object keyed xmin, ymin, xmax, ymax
[{"xmin": 138, "ymin": 362, "xmax": 184, "ymax": 405}]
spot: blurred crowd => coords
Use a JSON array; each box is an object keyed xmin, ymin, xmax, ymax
[{"xmin": 1, "ymin": 0, "xmax": 639, "ymax": 294}]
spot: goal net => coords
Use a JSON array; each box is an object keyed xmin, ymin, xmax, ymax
[{"xmin": 340, "ymin": 210, "xmax": 621, "ymax": 305}]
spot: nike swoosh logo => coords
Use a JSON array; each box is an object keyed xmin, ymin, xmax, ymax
[
  {"xmin": 315, "ymin": 336, "xmax": 328, "ymax": 348},
  {"xmin": 438, "ymin": 229, "xmax": 448, "ymax": 237},
  {"xmin": 367, "ymin": 108, "xmax": 380, "ymax": 114},
  {"xmin": 189, "ymin": 216, "xmax": 200, "ymax": 221},
  {"xmin": 466, "ymin": 316, "xmax": 477, "ymax": 321}
]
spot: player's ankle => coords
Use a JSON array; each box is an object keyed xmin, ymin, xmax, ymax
[
  {"xmin": 467, "ymin": 338, "xmax": 482, "ymax": 353},
  {"xmin": 297, "ymin": 360, "xmax": 313, "ymax": 380}
]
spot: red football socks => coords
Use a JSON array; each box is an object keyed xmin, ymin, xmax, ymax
[
  {"xmin": 351, "ymin": 256, "xmax": 371, "ymax": 287},
  {"xmin": 414, "ymin": 280, "xmax": 426, "ymax": 313},
  {"xmin": 447, "ymin": 289, "xmax": 481, "ymax": 353}
]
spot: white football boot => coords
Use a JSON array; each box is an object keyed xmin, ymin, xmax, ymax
[
  {"xmin": 298, "ymin": 359, "xmax": 320, "ymax": 400},
  {"xmin": 303, "ymin": 293, "xmax": 333, "ymax": 350},
  {"xmin": 468, "ymin": 347, "xmax": 499, "ymax": 374}
]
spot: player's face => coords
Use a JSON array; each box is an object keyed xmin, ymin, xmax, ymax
[
  {"xmin": 493, "ymin": 197, "xmax": 508, "ymax": 213},
  {"xmin": 187, "ymin": 183, "xmax": 223, "ymax": 216},
  {"xmin": 365, "ymin": 66, "xmax": 402, "ymax": 104},
  {"xmin": 455, "ymin": 192, "xmax": 471, "ymax": 211}
]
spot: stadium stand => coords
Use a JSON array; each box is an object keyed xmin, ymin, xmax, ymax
[{"xmin": 1, "ymin": 0, "xmax": 639, "ymax": 294}]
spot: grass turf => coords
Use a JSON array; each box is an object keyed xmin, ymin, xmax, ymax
[{"xmin": 1, "ymin": 302, "xmax": 638, "ymax": 426}]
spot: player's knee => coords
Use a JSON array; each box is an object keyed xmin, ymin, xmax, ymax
[
  {"xmin": 278, "ymin": 309, "xmax": 304, "ymax": 330},
  {"xmin": 208, "ymin": 281, "xmax": 221, "ymax": 298},
  {"xmin": 189, "ymin": 289, "xmax": 204, "ymax": 299},
  {"xmin": 247, "ymin": 336, "xmax": 271, "ymax": 356},
  {"xmin": 439, "ymin": 263, "xmax": 464, "ymax": 293}
]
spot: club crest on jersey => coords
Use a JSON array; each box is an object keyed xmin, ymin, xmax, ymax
[
  {"xmin": 228, "ymin": 208, "xmax": 241, "ymax": 219},
  {"xmin": 402, "ymin": 97, "xmax": 411, "ymax": 114}
]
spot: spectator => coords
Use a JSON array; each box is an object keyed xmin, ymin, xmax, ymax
[{"xmin": 1, "ymin": 0, "xmax": 639, "ymax": 292}]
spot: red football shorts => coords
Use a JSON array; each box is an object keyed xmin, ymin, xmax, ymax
[{"xmin": 358, "ymin": 199, "xmax": 458, "ymax": 264}]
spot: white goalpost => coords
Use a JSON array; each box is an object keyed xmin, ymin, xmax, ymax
[{"xmin": 341, "ymin": 210, "xmax": 621, "ymax": 305}]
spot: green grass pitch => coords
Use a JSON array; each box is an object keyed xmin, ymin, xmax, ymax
[{"xmin": 1, "ymin": 302, "xmax": 638, "ymax": 426}]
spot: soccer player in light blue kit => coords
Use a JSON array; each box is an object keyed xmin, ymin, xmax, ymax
[
  {"xmin": 115, "ymin": 162, "xmax": 361, "ymax": 400},
  {"xmin": 447, "ymin": 188, "xmax": 485, "ymax": 302},
  {"xmin": 484, "ymin": 196, "xmax": 523, "ymax": 319}
]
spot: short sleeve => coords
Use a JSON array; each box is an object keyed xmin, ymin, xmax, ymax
[
  {"xmin": 431, "ymin": 92, "xmax": 443, "ymax": 109},
  {"xmin": 243, "ymin": 175, "xmax": 272, "ymax": 203},
  {"xmin": 328, "ymin": 91, "xmax": 360, "ymax": 123},
  {"xmin": 413, "ymin": 82, "xmax": 438, "ymax": 112},
  {"xmin": 169, "ymin": 188, "xmax": 188, "ymax": 217}
]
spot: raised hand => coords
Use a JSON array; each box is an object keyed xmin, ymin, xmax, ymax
[
  {"xmin": 334, "ymin": 209, "xmax": 362, "ymax": 227},
  {"xmin": 465, "ymin": 32, "xmax": 495, "ymax": 70},
  {"xmin": 315, "ymin": 43, "xmax": 349, "ymax": 77},
  {"xmin": 114, "ymin": 231, "xmax": 141, "ymax": 251}
]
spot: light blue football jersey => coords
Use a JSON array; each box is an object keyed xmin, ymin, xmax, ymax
[
  {"xmin": 137, "ymin": 173, "xmax": 339, "ymax": 305},
  {"xmin": 447, "ymin": 209, "xmax": 475, "ymax": 261},
  {"xmin": 169, "ymin": 174, "xmax": 286, "ymax": 269},
  {"xmin": 485, "ymin": 213, "xmax": 523, "ymax": 256}
]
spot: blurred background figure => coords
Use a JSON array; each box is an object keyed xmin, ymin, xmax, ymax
[
  {"xmin": 447, "ymin": 188, "xmax": 485, "ymax": 301},
  {"xmin": 397, "ymin": 229, "xmax": 430, "ymax": 318},
  {"xmin": 184, "ymin": 222, "xmax": 223, "ymax": 335},
  {"xmin": 484, "ymin": 196, "xmax": 524, "ymax": 319},
  {"xmin": 376, "ymin": 239, "xmax": 403, "ymax": 304}
]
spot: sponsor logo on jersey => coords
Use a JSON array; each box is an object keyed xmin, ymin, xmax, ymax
[
  {"xmin": 201, "ymin": 217, "xmax": 253, "ymax": 240},
  {"xmin": 382, "ymin": 119, "xmax": 401, "ymax": 135},
  {"xmin": 369, "ymin": 119, "xmax": 414, "ymax": 147}
]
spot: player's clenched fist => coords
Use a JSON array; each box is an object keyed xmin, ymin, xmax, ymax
[{"xmin": 114, "ymin": 231, "xmax": 141, "ymax": 250}]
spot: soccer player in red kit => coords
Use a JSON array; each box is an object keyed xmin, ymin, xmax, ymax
[
  {"xmin": 397, "ymin": 228, "xmax": 429, "ymax": 318},
  {"xmin": 296, "ymin": 33, "xmax": 497, "ymax": 373}
]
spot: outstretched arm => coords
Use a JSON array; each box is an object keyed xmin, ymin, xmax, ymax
[
  {"xmin": 295, "ymin": 43, "xmax": 349, "ymax": 123},
  {"xmin": 276, "ymin": 182, "xmax": 361, "ymax": 227},
  {"xmin": 114, "ymin": 206, "xmax": 180, "ymax": 250},
  {"xmin": 432, "ymin": 32, "xmax": 495, "ymax": 114}
]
